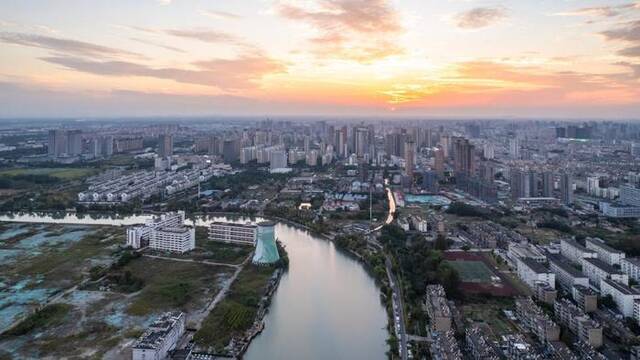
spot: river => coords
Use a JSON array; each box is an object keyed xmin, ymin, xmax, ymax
[{"xmin": 0, "ymin": 212, "xmax": 389, "ymax": 359}]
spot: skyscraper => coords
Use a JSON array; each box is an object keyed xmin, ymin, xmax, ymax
[
  {"xmin": 542, "ymin": 171, "xmax": 554, "ymax": 197},
  {"xmin": 434, "ymin": 147, "xmax": 445, "ymax": 176},
  {"xmin": 560, "ymin": 172, "xmax": 574, "ymax": 205},
  {"xmin": 158, "ymin": 134, "xmax": 173, "ymax": 157},
  {"xmin": 453, "ymin": 137, "xmax": 475, "ymax": 177},
  {"xmin": 404, "ymin": 140, "xmax": 416, "ymax": 180}
]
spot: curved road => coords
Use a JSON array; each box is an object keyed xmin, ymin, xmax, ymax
[{"xmin": 370, "ymin": 183, "xmax": 407, "ymax": 360}]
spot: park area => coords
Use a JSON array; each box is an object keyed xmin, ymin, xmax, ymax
[
  {"xmin": 0, "ymin": 221, "xmax": 236, "ymax": 359},
  {"xmin": 443, "ymin": 251, "xmax": 520, "ymax": 296}
]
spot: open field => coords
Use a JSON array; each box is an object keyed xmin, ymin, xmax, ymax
[
  {"xmin": 443, "ymin": 251, "xmax": 520, "ymax": 297},
  {"xmin": 461, "ymin": 297, "xmax": 517, "ymax": 340},
  {"xmin": 0, "ymin": 222, "xmax": 234, "ymax": 358},
  {"xmin": 194, "ymin": 265, "xmax": 276, "ymax": 352},
  {"xmin": 0, "ymin": 167, "xmax": 97, "ymax": 180},
  {"xmin": 446, "ymin": 260, "xmax": 494, "ymax": 283}
]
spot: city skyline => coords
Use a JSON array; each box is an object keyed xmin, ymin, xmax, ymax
[{"xmin": 1, "ymin": 0, "xmax": 640, "ymax": 118}]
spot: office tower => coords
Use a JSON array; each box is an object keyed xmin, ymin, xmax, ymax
[
  {"xmin": 404, "ymin": 140, "xmax": 416, "ymax": 180},
  {"xmin": 158, "ymin": 134, "xmax": 173, "ymax": 157},
  {"xmin": 509, "ymin": 138, "xmax": 520, "ymax": 159},
  {"xmin": 434, "ymin": 147, "xmax": 445, "ymax": 176},
  {"xmin": 560, "ymin": 172, "xmax": 574, "ymax": 205},
  {"xmin": 453, "ymin": 137, "xmax": 475, "ymax": 177},
  {"xmin": 542, "ymin": 171, "xmax": 554, "ymax": 197}
]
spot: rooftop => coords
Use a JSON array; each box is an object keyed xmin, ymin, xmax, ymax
[
  {"xmin": 585, "ymin": 237, "xmax": 624, "ymax": 255},
  {"xmin": 601, "ymin": 278, "xmax": 640, "ymax": 296},
  {"xmin": 520, "ymin": 257, "xmax": 551, "ymax": 274},
  {"xmin": 582, "ymin": 257, "xmax": 623, "ymax": 275},
  {"xmin": 549, "ymin": 255, "xmax": 585, "ymax": 278}
]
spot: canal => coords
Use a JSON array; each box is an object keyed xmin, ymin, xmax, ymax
[{"xmin": 0, "ymin": 212, "xmax": 389, "ymax": 359}]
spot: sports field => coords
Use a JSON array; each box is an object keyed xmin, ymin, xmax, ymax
[{"xmin": 446, "ymin": 260, "xmax": 494, "ymax": 283}]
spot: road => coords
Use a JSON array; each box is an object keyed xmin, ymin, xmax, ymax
[
  {"xmin": 369, "ymin": 181, "xmax": 407, "ymax": 360},
  {"xmin": 142, "ymin": 254, "xmax": 240, "ymax": 268},
  {"xmin": 386, "ymin": 256, "xmax": 408, "ymax": 360}
]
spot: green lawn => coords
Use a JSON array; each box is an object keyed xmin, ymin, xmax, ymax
[
  {"xmin": 446, "ymin": 260, "xmax": 494, "ymax": 283},
  {"xmin": 0, "ymin": 167, "xmax": 97, "ymax": 180}
]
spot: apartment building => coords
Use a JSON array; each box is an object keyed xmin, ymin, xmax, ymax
[
  {"xmin": 132, "ymin": 312, "xmax": 185, "ymax": 360},
  {"xmin": 548, "ymin": 255, "xmax": 589, "ymax": 292},
  {"xmin": 572, "ymin": 285, "xmax": 598, "ymax": 313},
  {"xmin": 560, "ymin": 238, "xmax": 597, "ymax": 265},
  {"xmin": 585, "ymin": 237, "xmax": 625, "ymax": 266},
  {"xmin": 621, "ymin": 257, "xmax": 640, "ymax": 282},
  {"xmin": 126, "ymin": 211, "xmax": 185, "ymax": 249},
  {"xmin": 149, "ymin": 227, "xmax": 195, "ymax": 254},
  {"xmin": 600, "ymin": 278, "xmax": 640, "ymax": 317},
  {"xmin": 465, "ymin": 325, "xmax": 500, "ymax": 360},
  {"xmin": 516, "ymin": 257, "xmax": 556, "ymax": 290},
  {"xmin": 209, "ymin": 222, "xmax": 258, "ymax": 245},
  {"xmin": 582, "ymin": 258, "xmax": 628, "ymax": 288},
  {"xmin": 515, "ymin": 297, "xmax": 560, "ymax": 342},
  {"xmin": 424, "ymin": 285, "xmax": 452, "ymax": 332},
  {"xmin": 553, "ymin": 299, "xmax": 603, "ymax": 348}
]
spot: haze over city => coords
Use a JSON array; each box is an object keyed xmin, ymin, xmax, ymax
[{"xmin": 1, "ymin": 0, "xmax": 640, "ymax": 118}]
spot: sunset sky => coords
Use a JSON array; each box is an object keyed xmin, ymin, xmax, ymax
[{"xmin": 1, "ymin": 0, "xmax": 640, "ymax": 118}]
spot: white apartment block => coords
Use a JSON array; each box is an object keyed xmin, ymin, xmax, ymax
[
  {"xmin": 508, "ymin": 243, "xmax": 547, "ymax": 266},
  {"xmin": 149, "ymin": 227, "xmax": 195, "ymax": 253},
  {"xmin": 548, "ymin": 256, "xmax": 589, "ymax": 292},
  {"xmin": 517, "ymin": 257, "xmax": 556, "ymax": 290},
  {"xmin": 621, "ymin": 258, "xmax": 640, "ymax": 282},
  {"xmin": 126, "ymin": 211, "xmax": 185, "ymax": 249},
  {"xmin": 634, "ymin": 300, "xmax": 640, "ymax": 325},
  {"xmin": 585, "ymin": 237, "xmax": 625, "ymax": 266},
  {"xmin": 582, "ymin": 258, "xmax": 628, "ymax": 288},
  {"xmin": 132, "ymin": 312, "xmax": 185, "ymax": 360},
  {"xmin": 560, "ymin": 238, "xmax": 597, "ymax": 265},
  {"xmin": 209, "ymin": 222, "xmax": 257, "ymax": 245},
  {"xmin": 600, "ymin": 279, "xmax": 640, "ymax": 317}
]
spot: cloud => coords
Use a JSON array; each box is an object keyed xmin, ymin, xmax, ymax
[
  {"xmin": 0, "ymin": 31, "xmax": 141, "ymax": 59},
  {"xmin": 553, "ymin": 3, "xmax": 640, "ymax": 18},
  {"xmin": 200, "ymin": 10, "xmax": 241, "ymax": 20},
  {"xmin": 454, "ymin": 7, "xmax": 508, "ymax": 29},
  {"xmin": 128, "ymin": 37, "xmax": 185, "ymax": 53},
  {"xmin": 41, "ymin": 54, "xmax": 285, "ymax": 90},
  {"xmin": 163, "ymin": 28, "xmax": 240, "ymax": 44},
  {"xmin": 275, "ymin": 0, "xmax": 403, "ymax": 62},
  {"xmin": 618, "ymin": 45, "xmax": 640, "ymax": 57},
  {"xmin": 601, "ymin": 20, "xmax": 640, "ymax": 42}
]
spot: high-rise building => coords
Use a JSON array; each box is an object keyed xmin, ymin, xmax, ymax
[
  {"xmin": 355, "ymin": 127, "xmax": 369, "ymax": 159},
  {"xmin": 509, "ymin": 138, "xmax": 520, "ymax": 159},
  {"xmin": 620, "ymin": 185, "xmax": 640, "ymax": 206},
  {"xmin": 542, "ymin": 171, "xmax": 554, "ymax": 197},
  {"xmin": 453, "ymin": 137, "xmax": 475, "ymax": 177},
  {"xmin": 404, "ymin": 140, "xmax": 416, "ymax": 181},
  {"xmin": 222, "ymin": 138, "xmax": 240, "ymax": 163},
  {"xmin": 560, "ymin": 172, "xmax": 574, "ymax": 205},
  {"xmin": 270, "ymin": 150, "xmax": 287, "ymax": 170},
  {"xmin": 158, "ymin": 134, "xmax": 173, "ymax": 157},
  {"xmin": 48, "ymin": 129, "xmax": 82, "ymax": 158},
  {"xmin": 434, "ymin": 147, "xmax": 445, "ymax": 176}
]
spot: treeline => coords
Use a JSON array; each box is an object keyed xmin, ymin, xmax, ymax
[
  {"xmin": 379, "ymin": 225, "xmax": 461, "ymax": 301},
  {"xmin": 445, "ymin": 201, "xmax": 493, "ymax": 219}
]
